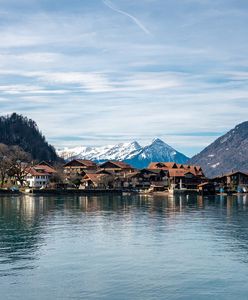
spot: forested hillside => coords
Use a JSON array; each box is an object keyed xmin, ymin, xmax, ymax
[{"xmin": 0, "ymin": 113, "xmax": 59, "ymax": 162}]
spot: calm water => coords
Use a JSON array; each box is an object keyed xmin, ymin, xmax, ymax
[{"xmin": 1, "ymin": 194, "xmax": 248, "ymax": 300}]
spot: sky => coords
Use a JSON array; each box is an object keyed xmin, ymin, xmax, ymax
[{"xmin": 0, "ymin": 0, "xmax": 248, "ymax": 157}]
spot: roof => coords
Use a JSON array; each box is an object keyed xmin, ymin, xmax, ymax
[
  {"xmin": 125, "ymin": 171, "xmax": 140, "ymax": 178},
  {"xmin": 34, "ymin": 164, "xmax": 56, "ymax": 174},
  {"xmin": 95, "ymin": 169, "xmax": 112, "ymax": 175},
  {"xmin": 82, "ymin": 173, "xmax": 111, "ymax": 183},
  {"xmin": 27, "ymin": 168, "xmax": 51, "ymax": 177},
  {"xmin": 64, "ymin": 159, "xmax": 97, "ymax": 168},
  {"xmin": 147, "ymin": 162, "xmax": 204, "ymax": 176},
  {"xmin": 27, "ymin": 164, "xmax": 56, "ymax": 176},
  {"xmin": 168, "ymin": 169, "xmax": 188, "ymax": 177},
  {"xmin": 147, "ymin": 162, "xmax": 174, "ymax": 169},
  {"xmin": 100, "ymin": 161, "xmax": 134, "ymax": 169},
  {"xmin": 140, "ymin": 168, "xmax": 166, "ymax": 175},
  {"xmin": 37, "ymin": 161, "xmax": 54, "ymax": 168},
  {"xmin": 221, "ymin": 171, "xmax": 248, "ymax": 178}
]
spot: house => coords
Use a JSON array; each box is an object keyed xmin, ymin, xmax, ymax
[
  {"xmin": 183, "ymin": 165, "xmax": 204, "ymax": 177},
  {"xmin": 80, "ymin": 173, "xmax": 113, "ymax": 189},
  {"xmin": 99, "ymin": 161, "xmax": 135, "ymax": 175},
  {"xmin": 63, "ymin": 159, "xmax": 98, "ymax": 177},
  {"xmin": 25, "ymin": 162, "xmax": 56, "ymax": 188},
  {"xmin": 148, "ymin": 161, "xmax": 205, "ymax": 189},
  {"xmin": 112, "ymin": 169, "xmax": 169, "ymax": 189},
  {"xmin": 212, "ymin": 171, "xmax": 248, "ymax": 192}
]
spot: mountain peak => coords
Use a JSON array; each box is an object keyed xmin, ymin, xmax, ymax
[
  {"xmin": 150, "ymin": 138, "xmax": 173, "ymax": 150},
  {"xmin": 58, "ymin": 137, "xmax": 189, "ymax": 168},
  {"xmin": 152, "ymin": 138, "xmax": 164, "ymax": 144}
]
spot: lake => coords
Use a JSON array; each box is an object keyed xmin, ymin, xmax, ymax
[{"xmin": 1, "ymin": 194, "xmax": 248, "ymax": 300}]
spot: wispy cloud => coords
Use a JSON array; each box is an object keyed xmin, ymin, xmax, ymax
[
  {"xmin": 103, "ymin": 0, "xmax": 151, "ymax": 35},
  {"xmin": 0, "ymin": 0, "xmax": 247, "ymax": 155}
]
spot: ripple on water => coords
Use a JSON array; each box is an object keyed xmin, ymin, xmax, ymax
[{"xmin": 0, "ymin": 194, "xmax": 248, "ymax": 300}]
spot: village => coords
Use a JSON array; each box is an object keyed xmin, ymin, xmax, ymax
[{"xmin": 4, "ymin": 158, "xmax": 247, "ymax": 196}]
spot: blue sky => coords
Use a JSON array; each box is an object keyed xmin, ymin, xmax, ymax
[{"xmin": 0, "ymin": 0, "xmax": 248, "ymax": 156}]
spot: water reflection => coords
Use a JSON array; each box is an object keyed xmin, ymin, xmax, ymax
[
  {"xmin": 1, "ymin": 194, "xmax": 248, "ymax": 279},
  {"xmin": 1, "ymin": 194, "xmax": 248, "ymax": 221}
]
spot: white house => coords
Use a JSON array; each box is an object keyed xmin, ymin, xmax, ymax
[{"xmin": 25, "ymin": 163, "xmax": 56, "ymax": 188}]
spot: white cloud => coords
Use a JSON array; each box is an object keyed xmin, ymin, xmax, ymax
[
  {"xmin": 0, "ymin": 0, "xmax": 247, "ymax": 155},
  {"xmin": 103, "ymin": 0, "xmax": 151, "ymax": 35}
]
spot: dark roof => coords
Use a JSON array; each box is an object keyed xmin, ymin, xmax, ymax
[
  {"xmin": 64, "ymin": 159, "xmax": 97, "ymax": 168},
  {"xmin": 100, "ymin": 161, "xmax": 134, "ymax": 169},
  {"xmin": 221, "ymin": 171, "xmax": 248, "ymax": 178}
]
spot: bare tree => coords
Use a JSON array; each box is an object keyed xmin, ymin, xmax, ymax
[
  {"xmin": 7, "ymin": 146, "xmax": 32, "ymax": 186},
  {"xmin": 0, "ymin": 144, "xmax": 11, "ymax": 187},
  {"xmin": 49, "ymin": 163, "xmax": 66, "ymax": 185}
]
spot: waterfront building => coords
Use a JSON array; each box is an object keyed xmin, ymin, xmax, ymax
[
  {"xmin": 148, "ymin": 162, "xmax": 206, "ymax": 189},
  {"xmin": 99, "ymin": 161, "xmax": 135, "ymax": 175},
  {"xmin": 80, "ymin": 173, "xmax": 113, "ymax": 189},
  {"xmin": 63, "ymin": 159, "xmax": 98, "ymax": 177},
  {"xmin": 212, "ymin": 171, "xmax": 248, "ymax": 192},
  {"xmin": 26, "ymin": 162, "xmax": 56, "ymax": 188}
]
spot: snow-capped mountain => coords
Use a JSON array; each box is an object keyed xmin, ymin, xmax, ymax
[
  {"xmin": 125, "ymin": 138, "xmax": 189, "ymax": 168},
  {"xmin": 57, "ymin": 138, "xmax": 189, "ymax": 168},
  {"xmin": 58, "ymin": 141, "xmax": 142, "ymax": 161}
]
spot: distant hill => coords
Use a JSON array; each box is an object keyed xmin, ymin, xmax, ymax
[
  {"xmin": 189, "ymin": 121, "xmax": 248, "ymax": 177},
  {"xmin": 58, "ymin": 138, "xmax": 189, "ymax": 168},
  {"xmin": 0, "ymin": 113, "xmax": 59, "ymax": 162}
]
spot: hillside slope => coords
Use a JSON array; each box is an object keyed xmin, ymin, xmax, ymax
[
  {"xmin": 189, "ymin": 121, "xmax": 248, "ymax": 177},
  {"xmin": 0, "ymin": 113, "xmax": 59, "ymax": 162}
]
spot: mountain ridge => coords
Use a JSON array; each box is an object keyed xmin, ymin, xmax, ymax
[
  {"xmin": 58, "ymin": 138, "xmax": 189, "ymax": 168},
  {"xmin": 189, "ymin": 121, "xmax": 248, "ymax": 177}
]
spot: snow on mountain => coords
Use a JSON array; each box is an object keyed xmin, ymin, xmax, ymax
[
  {"xmin": 58, "ymin": 141, "xmax": 142, "ymax": 161},
  {"xmin": 125, "ymin": 138, "xmax": 189, "ymax": 168},
  {"xmin": 57, "ymin": 138, "xmax": 189, "ymax": 168}
]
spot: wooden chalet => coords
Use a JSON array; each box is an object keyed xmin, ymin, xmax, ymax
[
  {"xmin": 212, "ymin": 171, "xmax": 248, "ymax": 191},
  {"xmin": 80, "ymin": 173, "xmax": 113, "ymax": 189},
  {"xmin": 112, "ymin": 168, "xmax": 168, "ymax": 189},
  {"xmin": 63, "ymin": 159, "xmax": 98, "ymax": 177},
  {"xmin": 99, "ymin": 161, "xmax": 135, "ymax": 175},
  {"xmin": 148, "ymin": 161, "xmax": 205, "ymax": 189},
  {"xmin": 148, "ymin": 162, "xmax": 204, "ymax": 177}
]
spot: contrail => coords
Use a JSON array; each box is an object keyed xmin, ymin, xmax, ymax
[{"xmin": 103, "ymin": 0, "xmax": 151, "ymax": 35}]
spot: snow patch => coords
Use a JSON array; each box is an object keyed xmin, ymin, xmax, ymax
[{"xmin": 211, "ymin": 162, "xmax": 220, "ymax": 168}]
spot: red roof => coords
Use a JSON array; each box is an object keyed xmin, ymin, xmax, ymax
[
  {"xmin": 35, "ymin": 164, "xmax": 56, "ymax": 174},
  {"xmin": 82, "ymin": 173, "xmax": 111, "ymax": 183},
  {"xmin": 168, "ymin": 169, "xmax": 187, "ymax": 177},
  {"xmin": 27, "ymin": 163, "xmax": 56, "ymax": 176},
  {"xmin": 148, "ymin": 162, "xmax": 204, "ymax": 177},
  {"xmin": 27, "ymin": 168, "xmax": 50, "ymax": 176}
]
